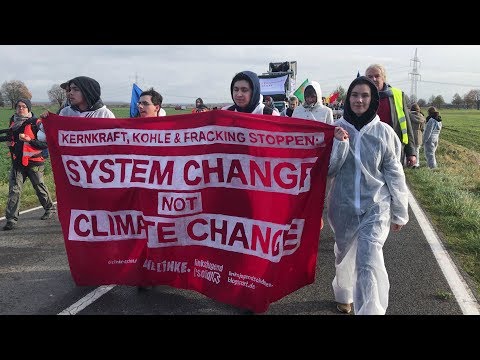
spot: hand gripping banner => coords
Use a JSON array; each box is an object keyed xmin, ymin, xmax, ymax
[{"xmin": 43, "ymin": 110, "xmax": 334, "ymax": 313}]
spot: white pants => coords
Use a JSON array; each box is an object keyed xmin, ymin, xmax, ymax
[{"xmin": 330, "ymin": 202, "xmax": 391, "ymax": 315}]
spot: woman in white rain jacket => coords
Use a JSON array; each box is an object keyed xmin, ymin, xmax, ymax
[
  {"xmin": 291, "ymin": 80, "xmax": 334, "ymax": 124},
  {"xmin": 423, "ymin": 106, "xmax": 443, "ymax": 169},
  {"xmin": 327, "ymin": 76, "xmax": 409, "ymax": 315}
]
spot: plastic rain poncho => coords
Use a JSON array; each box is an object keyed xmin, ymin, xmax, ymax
[
  {"xmin": 327, "ymin": 114, "xmax": 409, "ymax": 315},
  {"xmin": 423, "ymin": 117, "xmax": 442, "ymax": 168}
]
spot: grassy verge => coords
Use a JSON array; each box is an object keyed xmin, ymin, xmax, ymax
[{"xmin": 405, "ymin": 140, "xmax": 480, "ymax": 297}]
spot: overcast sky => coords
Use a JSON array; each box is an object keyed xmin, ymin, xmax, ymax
[{"xmin": 1, "ymin": 45, "xmax": 479, "ymax": 105}]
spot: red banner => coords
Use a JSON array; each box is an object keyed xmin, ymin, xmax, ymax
[{"xmin": 43, "ymin": 110, "xmax": 334, "ymax": 313}]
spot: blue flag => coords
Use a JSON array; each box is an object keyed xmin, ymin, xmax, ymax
[{"xmin": 130, "ymin": 83, "xmax": 143, "ymax": 118}]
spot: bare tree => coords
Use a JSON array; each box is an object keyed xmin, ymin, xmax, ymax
[
  {"xmin": 0, "ymin": 80, "xmax": 32, "ymax": 109},
  {"xmin": 463, "ymin": 90, "xmax": 477, "ymax": 109},
  {"xmin": 48, "ymin": 84, "xmax": 66, "ymax": 108},
  {"xmin": 417, "ymin": 98, "xmax": 427, "ymax": 108},
  {"xmin": 472, "ymin": 89, "xmax": 480, "ymax": 110},
  {"xmin": 432, "ymin": 95, "xmax": 445, "ymax": 109},
  {"xmin": 451, "ymin": 93, "xmax": 463, "ymax": 109}
]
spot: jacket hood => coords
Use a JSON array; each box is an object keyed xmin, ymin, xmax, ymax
[
  {"xmin": 68, "ymin": 76, "xmax": 103, "ymax": 110},
  {"xmin": 343, "ymin": 76, "xmax": 379, "ymax": 130},
  {"xmin": 303, "ymin": 80, "xmax": 324, "ymax": 108},
  {"xmin": 230, "ymin": 70, "xmax": 261, "ymax": 113}
]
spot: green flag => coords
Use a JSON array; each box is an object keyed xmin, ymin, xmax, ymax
[{"xmin": 293, "ymin": 78, "xmax": 309, "ymax": 103}]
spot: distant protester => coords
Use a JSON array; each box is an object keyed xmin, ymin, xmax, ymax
[
  {"xmin": 192, "ymin": 97, "xmax": 209, "ymax": 113},
  {"xmin": 281, "ymin": 95, "xmax": 299, "ymax": 117},
  {"xmin": 263, "ymin": 96, "xmax": 280, "ymax": 115},
  {"xmin": 423, "ymin": 106, "xmax": 443, "ymax": 169},
  {"xmin": 409, "ymin": 103, "xmax": 425, "ymax": 168}
]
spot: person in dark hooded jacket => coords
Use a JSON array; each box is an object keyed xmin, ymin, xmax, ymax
[
  {"xmin": 221, "ymin": 71, "xmax": 279, "ymax": 116},
  {"xmin": 326, "ymin": 76, "xmax": 409, "ymax": 315},
  {"xmin": 58, "ymin": 76, "xmax": 115, "ymax": 118}
]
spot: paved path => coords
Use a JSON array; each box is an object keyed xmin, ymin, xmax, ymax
[{"xmin": 0, "ymin": 193, "xmax": 478, "ymax": 315}]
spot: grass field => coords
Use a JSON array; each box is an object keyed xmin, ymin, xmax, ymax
[
  {"xmin": 436, "ymin": 109, "xmax": 480, "ymax": 153},
  {"xmin": 0, "ymin": 105, "xmax": 479, "ymax": 298},
  {"xmin": 404, "ymin": 110, "xmax": 480, "ymax": 296}
]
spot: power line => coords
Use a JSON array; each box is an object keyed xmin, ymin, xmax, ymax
[
  {"xmin": 409, "ymin": 48, "xmax": 421, "ymax": 99},
  {"xmin": 420, "ymin": 79, "xmax": 480, "ymax": 88}
]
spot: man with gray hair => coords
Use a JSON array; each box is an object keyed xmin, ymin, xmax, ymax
[{"xmin": 365, "ymin": 64, "xmax": 416, "ymax": 167}]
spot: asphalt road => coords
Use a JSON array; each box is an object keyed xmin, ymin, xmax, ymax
[{"xmin": 0, "ymin": 200, "xmax": 477, "ymax": 315}]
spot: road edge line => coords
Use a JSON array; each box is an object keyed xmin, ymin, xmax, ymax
[{"xmin": 408, "ymin": 188, "xmax": 480, "ymax": 315}]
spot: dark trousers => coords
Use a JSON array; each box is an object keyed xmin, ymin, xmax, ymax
[{"xmin": 5, "ymin": 164, "xmax": 55, "ymax": 223}]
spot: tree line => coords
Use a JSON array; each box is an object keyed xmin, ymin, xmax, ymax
[
  {"xmin": 0, "ymin": 81, "xmax": 67, "ymax": 109},
  {"xmin": 0, "ymin": 80, "xmax": 479, "ymax": 110},
  {"xmin": 332, "ymin": 85, "xmax": 480, "ymax": 110}
]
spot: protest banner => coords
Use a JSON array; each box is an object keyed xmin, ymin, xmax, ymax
[{"xmin": 43, "ymin": 110, "xmax": 334, "ymax": 313}]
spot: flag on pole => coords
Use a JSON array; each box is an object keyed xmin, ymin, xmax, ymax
[
  {"xmin": 329, "ymin": 92, "xmax": 339, "ymax": 104},
  {"xmin": 293, "ymin": 79, "xmax": 309, "ymax": 103},
  {"xmin": 130, "ymin": 83, "xmax": 143, "ymax": 118},
  {"xmin": 357, "ymin": 70, "xmax": 361, "ymax": 78}
]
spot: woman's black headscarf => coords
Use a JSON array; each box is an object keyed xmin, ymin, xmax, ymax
[{"xmin": 343, "ymin": 76, "xmax": 379, "ymax": 131}]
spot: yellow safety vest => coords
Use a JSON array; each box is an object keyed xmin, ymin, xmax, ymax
[{"xmin": 391, "ymin": 87, "xmax": 408, "ymax": 144}]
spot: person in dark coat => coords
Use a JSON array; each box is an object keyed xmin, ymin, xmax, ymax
[{"xmin": 2, "ymin": 98, "xmax": 56, "ymax": 230}]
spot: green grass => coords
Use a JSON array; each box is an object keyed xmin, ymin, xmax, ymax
[
  {"xmin": 435, "ymin": 109, "xmax": 480, "ymax": 153},
  {"xmin": 405, "ymin": 109, "xmax": 480, "ymax": 296},
  {"xmin": 0, "ymin": 105, "xmax": 479, "ymax": 299}
]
